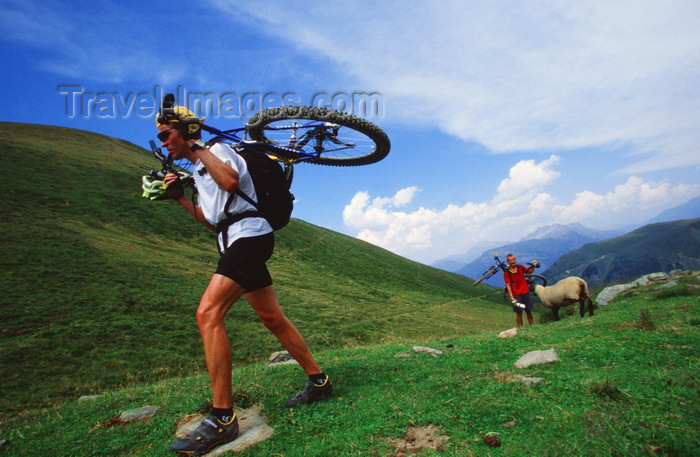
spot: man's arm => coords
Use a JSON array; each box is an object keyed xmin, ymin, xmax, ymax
[
  {"xmin": 176, "ymin": 195, "xmax": 215, "ymax": 231},
  {"xmin": 504, "ymin": 274, "xmax": 515, "ymax": 301},
  {"xmin": 164, "ymin": 173, "xmax": 215, "ymax": 231},
  {"xmin": 505, "ymin": 283, "xmax": 515, "ymax": 301},
  {"xmin": 189, "ymin": 142, "xmax": 240, "ymax": 193}
]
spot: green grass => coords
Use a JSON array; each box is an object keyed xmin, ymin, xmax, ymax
[
  {"xmin": 0, "ymin": 123, "xmax": 510, "ymax": 414},
  {"xmin": 2, "ymin": 123, "xmax": 697, "ymax": 456},
  {"xmin": 1, "ymin": 278, "xmax": 698, "ymax": 456}
]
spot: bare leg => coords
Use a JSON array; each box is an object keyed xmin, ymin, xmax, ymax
[
  {"xmin": 196, "ymin": 274, "xmax": 245, "ymax": 409},
  {"xmin": 170, "ymin": 275, "xmax": 243, "ymax": 455},
  {"xmin": 245, "ymin": 285, "xmax": 322, "ymax": 375},
  {"xmin": 526, "ymin": 310, "xmax": 534, "ymax": 325},
  {"xmin": 516, "ymin": 312, "xmax": 523, "ymax": 328}
]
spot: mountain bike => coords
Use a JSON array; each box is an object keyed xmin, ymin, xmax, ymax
[
  {"xmin": 147, "ymin": 104, "xmax": 391, "ymax": 186},
  {"xmin": 472, "ymin": 252, "xmax": 547, "ymax": 290}
]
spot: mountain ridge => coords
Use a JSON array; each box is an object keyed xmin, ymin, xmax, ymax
[
  {"xmin": 449, "ymin": 223, "xmax": 620, "ymax": 287},
  {"xmin": 431, "ymin": 196, "xmax": 700, "ymax": 284},
  {"xmin": 644, "ymin": 196, "xmax": 700, "ymax": 225},
  {"xmin": 542, "ymin": 218, "xmax": 700, "ymax": 286}
]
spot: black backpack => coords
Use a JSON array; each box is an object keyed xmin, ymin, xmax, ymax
[
  {"xmin": 215, "ymin": 147, "xmax": 294, "ymax": 246},
  {"xmin": 235, "ymin": 148, "xmax": 294, "ymax": 230}
]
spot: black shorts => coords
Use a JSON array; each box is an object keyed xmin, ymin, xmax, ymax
[
  {"xmin": 512, "ymin": 293, "xmax": 532, "ymax": 312},
  {"xmin": 215, "ymin": 233, "xmax": 274, "ymax": 292}
]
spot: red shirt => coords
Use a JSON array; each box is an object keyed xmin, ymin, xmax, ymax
[{"xmin": 504, "ymin": 265, "xmax": 530, "ymax": 295}]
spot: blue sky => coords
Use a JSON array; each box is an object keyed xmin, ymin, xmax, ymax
[{"xmin": 2, "ymin": 0, "xmax": 699, "ymax": 264}]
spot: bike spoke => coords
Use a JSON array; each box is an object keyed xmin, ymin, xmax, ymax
[{"xmin": 247, "ymin": 106, "xmax": 389, "ymax": 166}]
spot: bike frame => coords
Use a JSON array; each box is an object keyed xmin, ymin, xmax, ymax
[
  {"xmin": 150, "ymin": 100, "xmax": 390, "ymax": 179},
  {"xmin": 202, "ymin": 123, "xmax": 336, "ymax": 164}
]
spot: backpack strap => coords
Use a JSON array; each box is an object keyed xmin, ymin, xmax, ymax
[
  {"xmin": 214, "ymin": 190, "xmax": 261, "ymax": 254},
  {"xmin": 233, "ymin": 188, "xmax": 256, "ymax": 209}
]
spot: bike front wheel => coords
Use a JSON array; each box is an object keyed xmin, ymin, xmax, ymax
[
  {"xmin": 247, "ymin": 106, "xmax": 390, "ymax": 166},
  {"xmin": 473, "ymin": 265, "xmax": 500, "ymax": 287},
  {"xmin": 472, "ymin": 275, "xmax": 488, "ymax": 287}
]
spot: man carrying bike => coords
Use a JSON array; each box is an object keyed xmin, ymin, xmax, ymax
[
  {"xmin": 155, "ymin": 105, "xmax": 332, "ymax": 455},
  {"xmin": 504, "ymin": 254, "xmax": 537, "ymax": 328}
]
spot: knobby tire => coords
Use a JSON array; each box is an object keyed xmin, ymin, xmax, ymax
[{"xmin": 247, "ymin": 106, "xmax": 390, "ymax": 166}]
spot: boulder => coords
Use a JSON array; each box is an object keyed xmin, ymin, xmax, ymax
[
  {"xmin": 498, "ymin": 328, "xmax": 518, "ymax": 338},
  {"xmin": 268, "ymin": 351, "xmax": 299, "ymax": 367},
  {"xmin": 174, "ymin": 406, "xmax": 273, "ymax": 455},
  {"xmin": 513, "ymin": 349, "xmax": 560, "ymax": 368},
  {"xmin": 596, "ymin": 284, "xmax": 635, "ymax": 307},
  {"xmin": 118, "ymin": 405, "xmax": 161, "ymax": 424},
  {"xmin": 412, "ymin": 346, "xmax": 443, "ymax": 357},
  {"xmin": 647, "ymin": 272, "xmax": 669, "ymax": 282},
  {"xmin": 519, "ymin": 376, "xmax": 546, "ymax": 385}
]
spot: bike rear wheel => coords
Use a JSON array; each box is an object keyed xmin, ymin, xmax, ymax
[
  {"xmin": 247, "ymin": 106, "xmax": 390, "ymax": 166},
  {"xmin": 527, "ymin": 274, "xmax": 548, "ymax": 288}
]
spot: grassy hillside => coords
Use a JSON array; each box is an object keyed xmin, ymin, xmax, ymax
[
  {"xmin": 544, "ymin": 218, "xmax": 700, "ymax": 286},
  {"xmin": 0, "ymin": 123, "xmax": 510, "ymax": 414},
  {"xmin": 1, "ymin": 273, "xmax": 698, "ymax": 456}
]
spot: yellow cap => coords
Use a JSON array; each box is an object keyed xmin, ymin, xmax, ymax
[{"xmin": 156, "ymin": 106, "xmax": 204, "ymax": 126}]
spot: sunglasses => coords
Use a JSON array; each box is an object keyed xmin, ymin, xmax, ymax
[{"xmin": 157, "ymin": 127, "xmax": 176, "ymax": 141}]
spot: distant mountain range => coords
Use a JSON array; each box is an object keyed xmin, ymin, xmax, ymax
[
  {"xmin": 543, "ymin": 218, "xmax": 700, "ymax": 287},
  {"xmin": 448, "ymin": 224, "xmax": 620, "ymax": 287},
  {"xmin": 431, "ymin": 241, "xmax": 510, "ymax": 273},
  {"xmin": 431, "ymin": 196, "xmax": 700, "ymax": 287},
  {"xmin": 644, "ymin": 196, "xmax": 700, "ymax": 225}
]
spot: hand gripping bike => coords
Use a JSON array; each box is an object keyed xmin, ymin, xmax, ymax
[{"xmin": 142, "ymin": 139, "xmax": 195, "ymax": 200}]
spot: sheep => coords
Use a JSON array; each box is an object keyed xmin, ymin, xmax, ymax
[{"xmin": 533, "ymin": 276, "xmax": 594, "ymax": 321}]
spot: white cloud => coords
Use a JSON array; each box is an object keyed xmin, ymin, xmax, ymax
[
  {"xmin": 552, "ymin": 177, "xmax": 700, "ymax": 227},
  {"xmin": 343, "ymin": 186, "xmax": 422, "ymax": 230},
  {"xmin": 7, "ymin": 1, "xmax": 699, "ymax": 174},
  {"xmin": 3, "ymin": 0, "xmax": 697, "ymax": 267},
  {"xmin": 219, "ymin": 0, "xmax": 700, "ymax": 174},
  {"xmin": 495, "ymin": 156, "xmax": 561, "ymax": 201},
  {"xmin": 343, "ymin": 156, "xmax": 700, "ymax": 263},
  {"xmin": 392, "ymin": 186, "xmax": 419, "ymax": 207}
]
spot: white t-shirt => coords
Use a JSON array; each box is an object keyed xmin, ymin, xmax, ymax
[{"xmin": 193, "ymin": 142, "xmax": 273, "ymax": 250}]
